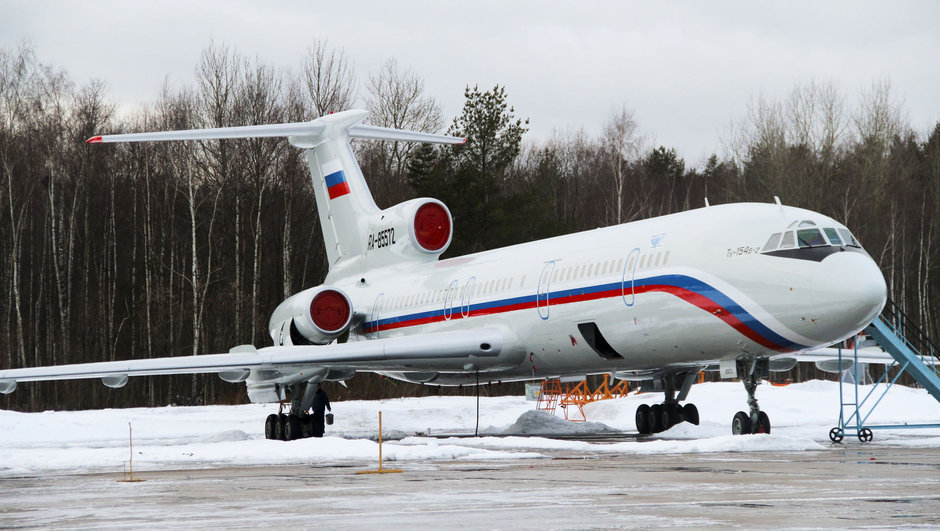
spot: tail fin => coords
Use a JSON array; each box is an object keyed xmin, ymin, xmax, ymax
[{"xmin": 87, "ymin": 110, "xmax": 464, "ymax": 269}]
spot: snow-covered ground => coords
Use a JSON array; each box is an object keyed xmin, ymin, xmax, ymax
[{"xmin": 1, "ymin": 381, "xmax": 938, "ymax": 476}]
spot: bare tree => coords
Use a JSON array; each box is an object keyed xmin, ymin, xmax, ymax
[
  {"xmin": 365, "ymin": 58, "xmax": 443, "ymax": 178},
  {"xmin": 300, "ymin": 40, "xmax": 356, "ymax": 118},
  {"xmin": 602, "ymin": 106, "xmax": 640, "ymax": 224}
]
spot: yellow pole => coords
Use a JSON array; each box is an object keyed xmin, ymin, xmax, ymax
[{"xmin": 356, "ymin": 410, "xmax": 402, "ymax": 474}]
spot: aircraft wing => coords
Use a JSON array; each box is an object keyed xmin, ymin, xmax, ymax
[
  {"xmin": 0, "ymin": 328, "xmax": 505, "ymax": 394},
  {"xmin": 780, "ymin": 346, "xmax": 899, "ymax": 365}
]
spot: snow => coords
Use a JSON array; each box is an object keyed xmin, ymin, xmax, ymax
[{"xmin": 1, "ymin": 381, "xmax": 938, "ymax": 476}]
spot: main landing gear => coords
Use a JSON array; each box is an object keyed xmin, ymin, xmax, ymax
[
  {"xmin": 263, "ymin": 382, "xmax": 324, "ymax": 441},
  {"xmin": 634, "ymin": 370, "xmax": 702, "ymax": 435},
  {"xmin": 730, "ymin": 358, "xmax": 771, "ymax": 435},
  {"xmin": 635, "ymin": 402, "xmax": 699, "ymax": 434}
]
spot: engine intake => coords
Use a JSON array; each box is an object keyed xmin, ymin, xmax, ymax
[{"xmin": 273, "ymin": 286, "xmax": 353, "ymax": 346}]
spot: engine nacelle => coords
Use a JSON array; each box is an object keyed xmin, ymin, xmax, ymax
[
  {"xmin": 364, "ymin": 198, "xmax": 453, "ymax": 262},
  {"xmin": 270, "ymin": 286, "xmax": 353, "ymax": 346}
]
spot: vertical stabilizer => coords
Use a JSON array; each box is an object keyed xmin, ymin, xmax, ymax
[
  {"xmin": 292, "ymin": 111, "xmax": 380, "ymax": 266},
  {"xmin": 85, "ymin": 109, "xmax": 463, "ymax": 272}
]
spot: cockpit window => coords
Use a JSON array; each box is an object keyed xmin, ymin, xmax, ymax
[
  {"xmin": 760, "ymin": 220, "xmax": 865, "ymax": 260},
  {"xmin": 797, "ymin": 228, "xmax": 827, "ymax": 248},
  {"xmin": 762, "ymin": 233, "xmax": 782, "ymax": 252},
  {"xmin": 838, "ymin": 228, "xmax": 861, "ymax": 248},
  {"xmin": 823, "ymin": 228, "xmax": 842, "ymax": 245}
]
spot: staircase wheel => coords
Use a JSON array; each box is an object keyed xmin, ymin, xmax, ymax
[{"xmin": 829, "ymin": 427, "xmax": 844, "ymax": 443}]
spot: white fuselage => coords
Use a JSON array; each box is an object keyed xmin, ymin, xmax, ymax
[{"xmin": 271, "ymin": 202, "xmax": 886, "ymax": 385}]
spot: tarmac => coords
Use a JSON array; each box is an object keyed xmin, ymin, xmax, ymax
[{"xmin": 2, "ymin": 443, "xmax": 939, "ymax": 529}]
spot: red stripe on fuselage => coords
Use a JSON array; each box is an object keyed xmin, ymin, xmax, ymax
[{"xmin": 366, "ymin": 283, "xmax": 792, "ymax": 352}]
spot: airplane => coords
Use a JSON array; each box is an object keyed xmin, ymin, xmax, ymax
[{"xmin": 0, "ymin": 109, "xmax": 887, "ymax": 440}]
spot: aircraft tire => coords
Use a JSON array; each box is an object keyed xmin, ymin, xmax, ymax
[
  {"xmin": 755, "ymin": 411, "xmax": 771, "ymax": 434},
  {"xmin": 683, "ymin": 403, "xmax": 700, "ymax": 425},
  {"xmin": 662, "ymin": 404, "xmax": 680, "ymax": 430},
  {"xmin": 285, "ymin": 415, "xmax": 302, "ymax": 440},
  {"xmin": 650, "ymin": 404, "xmax": 664, "ymax": 433},
  {"xmin": 275, "ymin": 414, "xmax": 287, "ymax": 441},
  {"xmin": 635, "ymin": 404, "xmax": 651, "ymax": 434},
  {"xmin": 731, "ymin": 411, "xmax": 751, "ymax": 435},
  {"xmin": 264, "ymin": 414, "xmax": 278, "ymax": 440}
]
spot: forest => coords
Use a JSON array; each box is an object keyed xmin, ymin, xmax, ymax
[{"xmin": 1, "ymin": 42, "xmax": 937, "ymax": 411}]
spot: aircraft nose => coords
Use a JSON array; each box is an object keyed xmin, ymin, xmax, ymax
[{"xmin": 812, "ymin": 251, "xmax": 887, "ymax": 340}]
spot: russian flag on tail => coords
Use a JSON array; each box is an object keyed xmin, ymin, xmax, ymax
[{"xmin": 322, "ymin": 160, "xmax": 350, "ymax": 200}]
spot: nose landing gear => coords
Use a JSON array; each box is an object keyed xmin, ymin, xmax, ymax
[{"xmin": 731, "ymin": 357, "xmax": 771, "ymax": 435}]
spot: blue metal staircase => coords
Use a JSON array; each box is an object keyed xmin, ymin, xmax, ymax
[{"xmin": 830, "ymin": 300, "xmax": 940, "ymax": 442}]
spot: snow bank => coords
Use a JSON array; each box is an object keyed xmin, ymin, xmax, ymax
[{"xmin": 1, "ymin": 381, "xmax": 937, "ymax": 475}]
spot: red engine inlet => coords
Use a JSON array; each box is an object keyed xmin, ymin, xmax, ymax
[
  {"xmin": 309, "ymin": 290, "xmax": 351, "ymax": 333},
  {"xmin": 413, "ymin": 202, "xmax": 451, "ymax": 252}
]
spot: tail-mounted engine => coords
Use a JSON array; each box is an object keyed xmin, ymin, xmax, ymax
[
  {"xmin": 363, "ymin": 198, "xmax": 453, "ymax": 263},
  {"xmin": 270, "ymin": 286, "xmax": 353, "ymax": 346}
]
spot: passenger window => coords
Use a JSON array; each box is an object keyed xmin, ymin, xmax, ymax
[
  {"xmin": 654, "ymin": 253, "xmax": 661, "ymax": 267},
  {"xmin": 824, "ymin": 228, "xmax": 842, "ymax": 245},
  {"xmin": 762, "ymin": 233, "xmax": 782, "ymax": 252},
  {"xmin": 797, "ymin": 228, "xmax": 827, "ymax": 248},
  {"xmin": 663, "ymin": 251, "xmax": 670, "ymax": 265},
  {"xmin": 780, "ymin": 231, "xmax": 796, "ymax": 249},
  {"xmin": 640, "ymin": 255, "xmax": 647, "ymax": 269}
]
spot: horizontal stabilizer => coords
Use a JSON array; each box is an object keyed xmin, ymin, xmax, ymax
[{"xmin": 86, "ymin": 111, "xmax": 464, "ymax": 146}]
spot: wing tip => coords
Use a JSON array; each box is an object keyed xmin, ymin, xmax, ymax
[{"xmin": 85, "ymin": 136, "xmax": 103, "ymax": 144}]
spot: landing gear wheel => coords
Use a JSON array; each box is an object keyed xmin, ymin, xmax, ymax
[
  {"xmin": 829, "ymin": 427, "xmax": 844, "ymax": 443},
  {"xmin": 649, "ymin": 404, "xmax": 664, "ymax": 433},
  {"xmin": 302, "ymin": 415, "xmax": 314, "ymax": 438},
  {"xmin": 732, "ymin": 411, "xmax": 751, "ymax": 435},
  {"xmin": 662, "ymin": 404, "xmax": 680, "ymax": 430},
  {"xmin": 275, "ymin": 413, "xmax": 287, "ymax": 441},
  {"xmin": 858, "ymin": 428, "xmax": 873, "ymax": 442},
  {"xmin": 635, "ymin": 404, "xmax": 652, "ymax": 435},
  {"xmin": 755, "ymin": 411, "xmax": 771, "ymax": 434},
  {"xmin": 682, "ymin": 403, "xmax": 700, "ymax": 426},
  {"xmin": 264, "ymin": 414, "xmax": 278, "ymax": 440},
  {"xmin": 285, "ymin": 415, "xmax": 302, "ymax": 440}
]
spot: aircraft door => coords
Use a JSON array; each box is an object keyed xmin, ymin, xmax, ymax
[
  {"xmin": 461, "ymin": 276, "xmax": 476, "ymax": 318},
  {"xmin": 622, "ymin": 248, "xmax": 640, "ymax": 307},
  {"xmin": 537, "ymin": 261, "xmax": 556, "ymax": 320},
  {"xmin": 370, "ymin": 293, "xmax": 384, "ymax": 339},
  {"xmin": 443, "ymin": 279, "xmax": 459, "ymax": 320}
]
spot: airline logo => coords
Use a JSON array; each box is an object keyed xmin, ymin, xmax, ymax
[{"xmin": 322, "ymin": 160, "xmax": 350, "ymax": 200}]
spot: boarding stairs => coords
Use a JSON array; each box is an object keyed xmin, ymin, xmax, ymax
[{"xmin": 830, "ymin": 299, "xmax": 940, "ymax": 442}]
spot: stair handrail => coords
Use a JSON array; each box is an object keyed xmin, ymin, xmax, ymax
[{"xmin": 877, "ymin": 299, "xmax": 939, "ymax": 374}]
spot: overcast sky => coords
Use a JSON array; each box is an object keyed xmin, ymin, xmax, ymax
[{"xmin": 2, "ymin": 1, "xmax": 938, "ymax": 166}]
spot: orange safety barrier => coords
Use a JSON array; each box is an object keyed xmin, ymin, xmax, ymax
[{"xmin": 536, "ymin": 375, "xmax": 630, "ymax": 421}]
